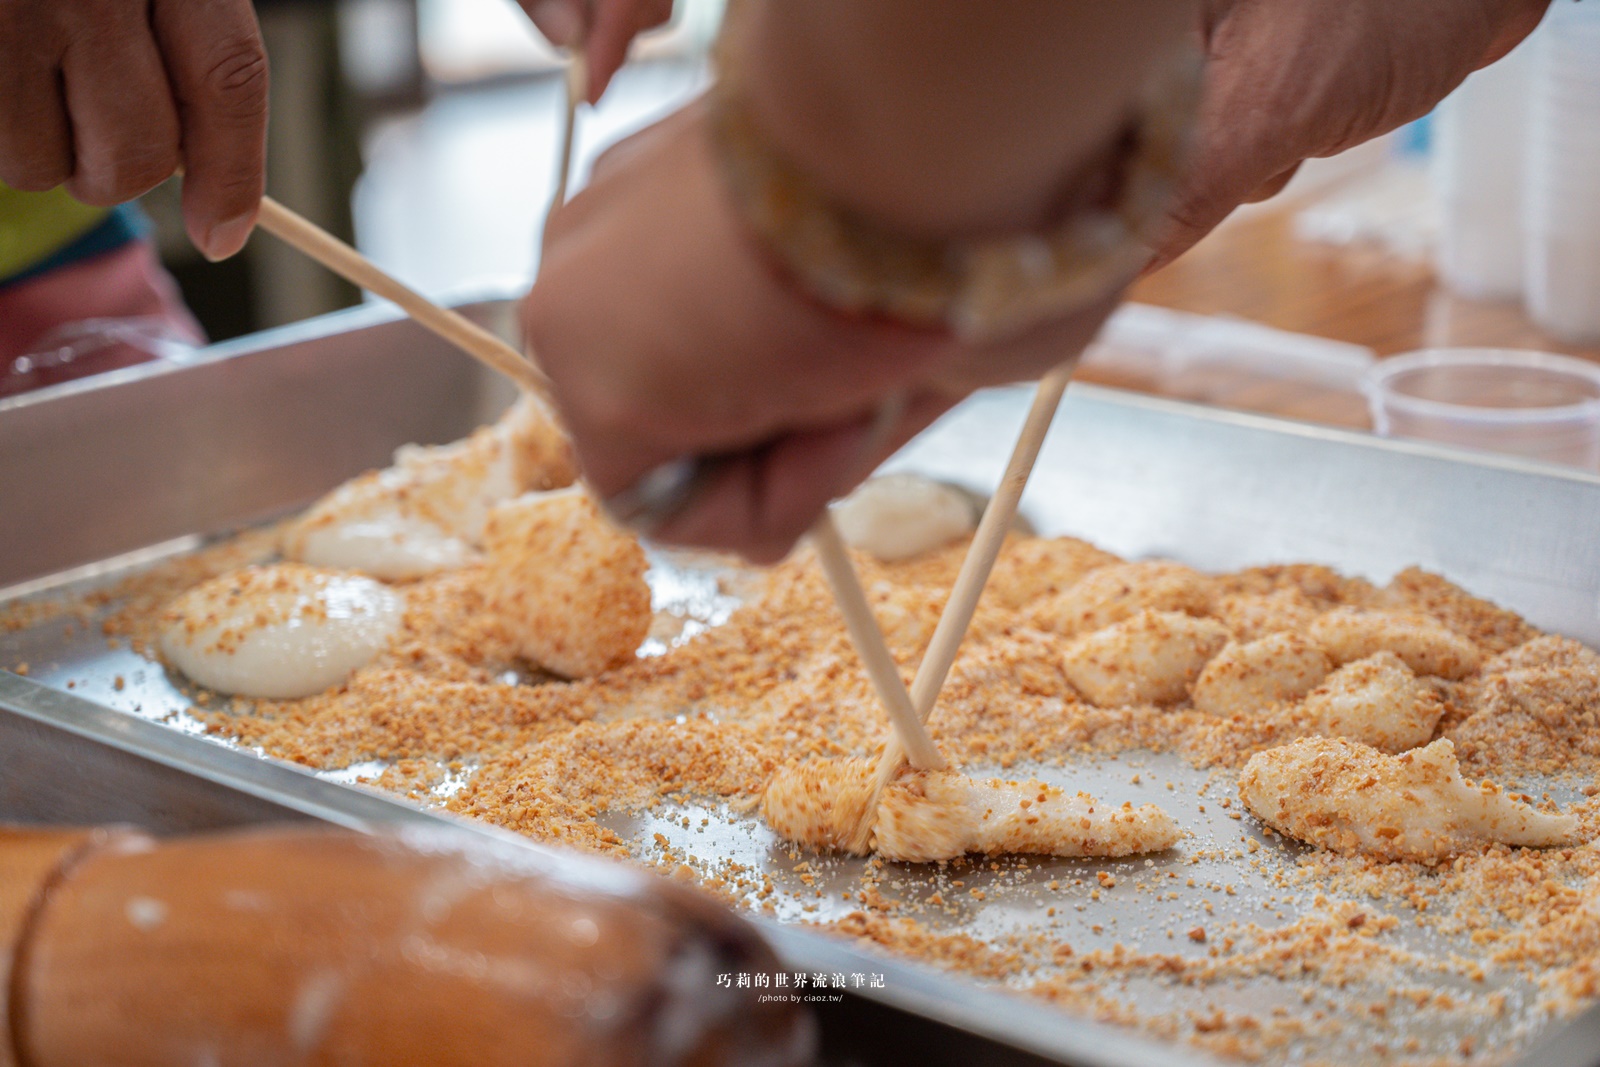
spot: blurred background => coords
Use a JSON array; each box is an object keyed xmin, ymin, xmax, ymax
[
  {"xmin": 142, "ymin": 0, "xmax": 725, "ymax": 342},
  {"xmin": 39, "ymin": 0, "xmax": 1600, "ymax": 460}
]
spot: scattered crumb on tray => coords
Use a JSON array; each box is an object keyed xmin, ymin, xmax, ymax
[{"xmin": 31, "ymin": 528, "xmax": 1600, "ymax": 1067}]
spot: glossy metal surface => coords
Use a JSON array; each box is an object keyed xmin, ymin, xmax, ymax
[
  {"xmin": 0, "ymin": 297, "xmax": 518, "ymax": 590},
  {"xmin": 890, "ymin": 383, "xmax": 1600, "ymax": 648}
]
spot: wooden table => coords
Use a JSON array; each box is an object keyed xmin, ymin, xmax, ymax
[{"xmin": 1079, "ymin": 197, "xmax": 1600, "ymax": 430}]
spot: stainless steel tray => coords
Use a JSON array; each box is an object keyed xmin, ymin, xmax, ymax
[{"xmin": 2, "ymin": 296, "xmax": 1597, "ymax": 1067}]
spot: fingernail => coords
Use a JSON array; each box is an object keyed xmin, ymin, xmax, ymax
[
  {"xmin": 202, "ymin": 212, "xmax": 256, "ymax": 262},
  {"xmin": 532, "ymin": 0, "xmax": 582, "ymax": 47}
]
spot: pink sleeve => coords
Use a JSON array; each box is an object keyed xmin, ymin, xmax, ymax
[{"xmin": 0, "ymin": 239, "xmax": 205, "ymax": 397}]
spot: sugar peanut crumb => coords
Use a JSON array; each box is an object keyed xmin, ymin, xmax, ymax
[{"xmin": 54, "ymin": 529, "xmax": 1600, "ymax": 1066}]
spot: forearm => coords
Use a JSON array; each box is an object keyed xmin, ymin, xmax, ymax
[{"xmin": 735, "ymin": 0, "xmax": 1197, "ymax": 238}]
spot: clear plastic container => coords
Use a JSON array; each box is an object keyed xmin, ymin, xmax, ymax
[
  {"xmin": 1364, "ymin": 349, "xmax": 1600, "ymax": 469},
  {"xmin": 0, "ymin": 317, "xmax": 200, "ymax": 400}
]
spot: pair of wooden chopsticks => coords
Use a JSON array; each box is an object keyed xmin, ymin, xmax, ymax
[
  {"xmin": 840, "ymin": 365, "xmax": 1073, "ymax": 851},
  {"xmin": 239, "ymin": 52, "xmax": 1072, "ymax": 820}
]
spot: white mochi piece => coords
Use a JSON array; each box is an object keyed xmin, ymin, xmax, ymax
[{"xmin": 160, "ymin": 564, "xmax": 403, "ymax": 699}]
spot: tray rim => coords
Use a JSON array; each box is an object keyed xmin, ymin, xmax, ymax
[
  {"xmin": 1057, "ymin": 378, "xmax": 1600, "ymax": 487},
  {"xmin": 0, "ymin": 284, "xmax": 518, "ymax": 417}
]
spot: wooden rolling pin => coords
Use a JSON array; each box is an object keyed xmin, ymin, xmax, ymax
[{"xmin": 0, "ymin": 824, "xmax": 812, "ymax": 1067}]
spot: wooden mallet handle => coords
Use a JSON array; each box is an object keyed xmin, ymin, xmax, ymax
[{"xmin": 1, "ymin": 824, "xmax": 810, "ymax": 1067}]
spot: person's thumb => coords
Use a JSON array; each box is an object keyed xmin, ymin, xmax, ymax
[
  {"xmin": 153, "ymin": 0, "xmax": 269, "ymax": 261},
  {"xmin": 1143, "ymin": 77, "xmax": 1306, "ymax": 275},
  {"xmin": 524, "ymin": 0, "xmax": 586, "ymax": 48}
]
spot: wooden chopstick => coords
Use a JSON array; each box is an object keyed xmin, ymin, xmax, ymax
[
  {"xmin": 548, "ymin": 52, "xmax": 587, "ymax": 223},
  {"xmin": 909, "ymin": 361, "xmax": 1076, "ymax": 721},
  {"xmin": 252, "ymin": 197, "xmax": 553, "ymax": 400},
  {"xmin": 848, "ymin": 361, "xmax": 1076, "ymax": 849},
  {"xmin": 236, "ymin": 50, "xmax": 590, "ymax": 404},
  {"xmin": 810, "ymin": 512, "xmax": 946, "ymax": 773},
  {"xmin": 806, "ymin": 391, "xmax": 945, "ymax": 774}
]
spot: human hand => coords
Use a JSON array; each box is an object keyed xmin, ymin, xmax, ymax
[
  {"xmin": 518, "ymin": 0, "xmax": 676, "ymax": 102},
  {"xmin": 0, "ymin": 0, "xmax": 268, "ymax": 262},
  {"xmin": 523, "ymin": 103, "xmax": 1121, "ymax": 563},
  {"xmin": 1149, "ymin": 0, "xmax": 1550, "ymax": 269}
]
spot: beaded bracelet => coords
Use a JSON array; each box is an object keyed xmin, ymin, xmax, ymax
[{"xmin": 708, "ymin": 11, "xmax": 1203, "ymax": 344}]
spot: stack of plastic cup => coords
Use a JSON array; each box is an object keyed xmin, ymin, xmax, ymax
[
  {"xmin": 1432, "ymin": 33, "xmax": 1534, "ymax": 299},
  {"xmin": 1525, "ymin": 2, "xmax": 1600, "ymax": 343}
]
